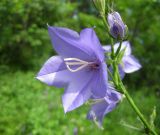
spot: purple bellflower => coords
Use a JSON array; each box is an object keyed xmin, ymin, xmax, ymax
[
  {"xmin": 36, "ymin": 27, "xmax": 108, "ymax": 113},
  {"xmin": 103, "ymin": 41, "xmax": 142, "ymax": 78},
  {"xmin": 107, "ymin": 12, "xmax": 127, "ymax": 39},
  {"xmin": 87, "ymin": 84, "xmax": 122, "ymax": 127}
]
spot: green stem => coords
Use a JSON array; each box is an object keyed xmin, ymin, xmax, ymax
[
  {"xmin": 111, "ymin": 42, "xmax": 157, "ymax": 134},
  {"xmin": 101, "ymin": 13, "xmax": 109, "ymax": 33},
  {"xmin": 115, "ymin": 40, "xmax": 122, "ymax": 56},
  {"xmin": 115, "ymin": 65, "xmax": 158, "ymax": 135},
  {"xmin": 110, "ymin": 38, "xmax": 114, "ymax": 59},
  {"xmin": 120, "ymin": 82, "xmax": 157, "ymax": 135},
  {"xmin": 113, "ymin": 61, "xmax": 118, "ymax": 86}
]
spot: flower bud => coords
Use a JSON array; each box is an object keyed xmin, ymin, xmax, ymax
[
  {"xmin": 107, "ymin": 12, "xmax": 127, "ymax": 39},
  {"xmin": 93, "ymin": 0, "xmax": 105, "ymax": 14}
]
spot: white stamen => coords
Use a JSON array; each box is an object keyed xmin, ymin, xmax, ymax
[{"xmin": 64, "ymin": 58, "xmax": 94, "ymax": 72}]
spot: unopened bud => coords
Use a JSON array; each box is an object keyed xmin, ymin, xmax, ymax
[{"xmin": 107, "ymin": 12, "xmax": 127, "ymax": 39}]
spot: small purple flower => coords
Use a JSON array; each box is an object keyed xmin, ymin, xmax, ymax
[
  {"xmin": 107, "ymin": 12, "xmax": 127, "ymax": 39},
  {"xmin": 103, "ymin": 41, "xmax": 142, "ymax": 78},
  {"xmin": 36, "ymin": 27, "xmax": 108, "ymax": 113},
  {"xmin": 87, "ymin": 84, "xmax": 122, "ymax": 127}
]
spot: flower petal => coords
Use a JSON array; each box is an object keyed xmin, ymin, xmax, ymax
[
  {"xmin": 102, "ymin": 45, "xmax": 111, "ymax": 52},
  {"xmin": 122, "ymin": 55, "xmax": 142, "ymax": 73},
  {"xmin": 105, "ymin": 87, "xmax": 122, "ymax": 102},
  {"xmin": 112, "ymin": 12, "xmax": 123, "ymax": 21},
  {"xmin": 103, "ymin": 41, "xmax": 131, "ymax": 56},
  {"xmin": 80, "ymin": 28, "xmax": 105, "ymax": 61},
  {"xmin": 48, "ymin": 27, "xmax": 96, "ymax": 61},
  {"xmin": 118, "ymin": 65, "xmax": 126, "ymax": 79},
  {"xmin": 37, "ymin": 63, "xmax": 94, "ymax": 113},
  {"xmin": 87, "ymin": 88, "xmax": 122, "ymax": 126},
  {"xmin": 62, "ymin": 69, "xmax": 94, "ymax": 113},
  {"xmin": 114, "ymin": 41, "xmax": 131, "ymax": 56},
  {"xmin": 87, "ymin": 99, "xmax": 109, "ymax": 126},
  {"xmin": 91, "ymin": 62, "xmax": 108, "ymax": 98},
  {"xmin": 108, "ymin": 12, "xmax": 122, "ymax": 25},
  {"xmin": 36, "ymin": 56, "xmax": 68, "ymax": 87}
]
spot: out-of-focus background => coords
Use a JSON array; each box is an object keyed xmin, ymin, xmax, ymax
[{"xmin": 0, "ymin": 0, "xmax": 160, "ymax": 134}]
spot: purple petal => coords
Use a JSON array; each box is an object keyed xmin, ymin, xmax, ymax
[
  {"xmin": 112, "ymin": 12, "xmax": 125, "ymax": 29},
  {"xmin": 108, "ymin": 12, "xmax": 123, "ymax": 24},
  {"xmin": 38, "ymin": 61, "xmax": 108, "ymax": 113},
  {"xmin": 122, "ymin": 55, "xmax": 142, "ymax": 73},
  {"xmin": 91, "ymin": 62, "xmax": 108, "ymax": 98},
  {"xmin": 107, "ymin": 12, "xmax": 122, "ymax": 27},
  {"xmin": 105, "ymin": 88, "xmax": 122, "ymax": 102},
  {"xmin": 102, "ymin": 45, "xmax": 111, "ymax": 52},
  {"xmin": 36, "ymin": 56, "xmax": 67, "ymax": 87},
  {"xmin": 80, "ymin": 28, "xmax": 104, "ymax": 61},
  {"xmin": 48, "ymin": 27, "xmax": 95, "ymax": 61},
  {"xmin": 113, "ymin": 12, "xmax": 123, "ymax": 21},
  {"xmin": 103, "ymin": 41, "xmax": 131, "ymax": 56},
  {"xmin": 87, "ymin": 99, "xmax": 110, "ymax": 126},
  {"xmin": 87, "ymin": 87, "xmax": 122, "ymax": 126},
  {"xmin": 107, "ymin": 13, "xmax": 114, "ymax": 26},
  {"xmin": 118, "ymin": 65, "xmax": 125, "ymax": 79},
  {"xmin": 62, "ymin": 68, "xmax": 94, "ymax": 113},
  {"xmin": 110, "ymin": 22, "xmax": 124, "ymax": 38},
  {"xmin": 114, "ymin": 41, "xmax": 131, "ymax": 56}
]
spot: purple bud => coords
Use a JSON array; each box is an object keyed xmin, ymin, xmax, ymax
[{"xmin": 107, "ymin": 12, "xmax": 127, "ymax": 39}]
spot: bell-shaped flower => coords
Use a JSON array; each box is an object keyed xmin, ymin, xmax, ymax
[
  {"xmin": 87, "ymin": 84, "xmax": 122, "ymax": 127},
  {"xmin": 36, "ymin": 27, "xmax": 108, "ymax": 113},
  {"xmin": 103, "ymin": 41, "xmax": 142, "ymax": 78},
  {"xmin": 107, "ymin": 12, "xmax": 127, "ymax": 39}
]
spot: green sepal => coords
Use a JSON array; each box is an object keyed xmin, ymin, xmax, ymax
[
  {"xmin": 150, "ymin": 106, "xmax": 156, "ymax": 130},
  {"xmin": 116, "ymin": 47, "xmax": 126, "ymax": 64},
  {"xmin": 93, "ymin": 0, "xmax": 105, "ymax": 14}
]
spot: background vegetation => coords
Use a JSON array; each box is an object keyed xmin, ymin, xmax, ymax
[{"xmin": 0, "ymin": 0, "xmax": 159, "ymax": 134}]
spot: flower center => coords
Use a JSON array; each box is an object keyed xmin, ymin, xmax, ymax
[{"xmin": 64, "ymin": 58, "xmax": 99, "ymax": 72}]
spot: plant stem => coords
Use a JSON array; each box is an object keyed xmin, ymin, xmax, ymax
[
  {"xmin": 115, "ymin": 40, "xmax": 122, "ymax": 56},
  {"xmin": 101, "ymin": 13, "xmax": 109, "ymax": 33},
  {"xmin": 115, "ymin": 65, "xmax": 158, "ymax": 135}
]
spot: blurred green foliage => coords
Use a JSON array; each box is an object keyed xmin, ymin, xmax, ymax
[
  {"xmin": 0, "ymin": 0, "xmax": 77, "ymax": 69},
  {"xmin": 0, "ymin": 0, "xmax": 160, "ymax": 134}
]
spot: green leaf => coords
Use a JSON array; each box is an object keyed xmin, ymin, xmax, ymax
[{"xmin": 150, "ymin": 106, "xmax": 156, "ymax": 129}]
